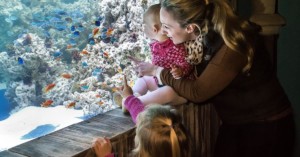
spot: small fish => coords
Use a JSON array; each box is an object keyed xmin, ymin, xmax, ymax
[
  {"xmin": 55, "ymin": 24, "xmax": 67, "ymax": 31},
  {"xmin": 43, "ymin": 83, "xmax": 56, "ymax": 93},
  {"xmin": 119, "ymin": 64, "xmax": 126, "ymax": 70},
  {"xmin": 110, "ymin": 37, "xmax": 117, "ymax": 43},
  {"xmin": 41, "ymin": 100, "xmax": 53, "ymax": 107},
  {"xmin": 95, "ymin": 94, "xmax": 101, "ymax": 98},
  {"xmin": 65, "ymin": 17, "xmax": 72, "ymax": 23},
  {"xmin": 70, "ymin": 25, "xmax": 76, "ymax": 31},
  {"xmin": 93, "ymin": 27, "xmax": 100, "ymax": 36},
  {"xmin": 81, "ymin": 85, "xmax": 89, "ymax": 90},
  {"xmin": 100, "ymin": 32, "xmax": 107, "ymax": 39},
  {"xmin": 55, "ymin": 10, "xmax": 67, "ymax": 16},
  {"xmin": 82, "ymin": 62, "xmax": 88, "ymax": 68},
  {"xmin": 95, "ymin": 20, "xmax": 101, "ymax": 26},
  {"xmin": 61, "ymin": 73, "xmax": 72, "ymax": 79},
  {"xmin": 98, "ymin": 101, "xmax": 104, "ymax": 106},
  {"xmin": 69, "ymin": 39, "xmax": 76, "ymax": 45},
  {"xmin": 53, "ymin": 51, "xmax": 62, "ymax": 58},
  {"xmin": 92, "ymin": 68, "xmax": 102, "ymax": 76},
  {"xmin": 102, "ymin": 27, "xmax": 108, "ymax": 32},
  {"xmin": 66, "ymin": 102, "xmax": 76, "ymax": 108},
  {"xmin": 112, "ymin": 87, "xmax": 119, "ymax": 92},
  {"xmin": 77, "ymin": 24, "xmax": 84, "ymax": 31},
  {"xmin": 17, "ymin": 57, "xmax": 24, "ymax": 65},
  {"xmin": 103, "ymin": 52, "xmax": 109, "ymax": 58},
  {"xmin": 73, "ymin": 31, "xmax": 80, "ymax": 37},
  {"xmin": 88, "ymin": 38, "xmax": 95, "ymax": 45},
  {"xmin": 80, "ymin": 50, "xmax": 89, "ymax": 55},
  {"xmin": 106, "ymin": 28, "xmax": 113, "ymax": 36},
  {"xmin": 66, "ymin": 44, "xmax": 72, "ymax": 49}
]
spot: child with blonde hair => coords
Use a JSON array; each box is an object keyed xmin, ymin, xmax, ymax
[{"xmin": 92, "ymin": 104, "xmax": 193, "ymax": 157}]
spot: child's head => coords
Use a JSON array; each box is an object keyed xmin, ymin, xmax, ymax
[
  {"xmin": 143, "ymin": 4, "xmax": 165, "ymax": 40},
  {"xmin": 132, "ymin": 105, "xmax": 192, "ymax": 157}
]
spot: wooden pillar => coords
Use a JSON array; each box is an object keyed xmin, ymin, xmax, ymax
[{"xmin": 250, "ymin": 0, "xmax": 286, "ymax": 71}]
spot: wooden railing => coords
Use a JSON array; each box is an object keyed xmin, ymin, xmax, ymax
[{"xmin": 0, "ymin": 103, "xmax": 220, "ymax": 157}]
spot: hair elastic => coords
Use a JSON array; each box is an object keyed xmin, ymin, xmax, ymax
[{"xmin": 204, "ymin": 0, "xmax": 209, "ymax": 5}]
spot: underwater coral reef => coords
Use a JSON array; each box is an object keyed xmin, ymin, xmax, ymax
[{"xmin": 0, "ymin": 0, "xmax": 159, "ymax": 116}]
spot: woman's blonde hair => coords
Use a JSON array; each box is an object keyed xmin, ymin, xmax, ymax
[
  {"xmin": 131, "ymin": 105, "xmax": 192, "ymax": 157},
  {"xmin": 161, "ymin": 0, "xmax": 259, "ymax": 73}
]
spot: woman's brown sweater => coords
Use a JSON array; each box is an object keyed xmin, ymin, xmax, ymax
[{"xmin": 160, "ymin": 37, "xmax": 291, "ymax": 124}]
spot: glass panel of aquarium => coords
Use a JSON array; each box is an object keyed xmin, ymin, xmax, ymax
[{"xmin": 0, "ymin": 0, "xmax": 158, "ymax": 151}]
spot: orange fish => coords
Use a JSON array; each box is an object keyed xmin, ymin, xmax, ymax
[
  {"xmin": 44, "ymin": 83, "xmax": 56, "ymax": 93},
  {"xmin": 41, "ymin": 100, "xmax": 53, "ymax": 107},
  {"xmin": 103, "ymin": 52, "xmax": 109, "ymax": 58},
  {"xmin": 112, "ymin": 87, "xmax": 119, "ymax": 92},
  {"xmin": 66, "ymin": 102, "xmax": 76, "ymax": 108},
  {"xmin": 66, "ymin": 45, "xmax": 72, "ymax": 49},
  {"xmin": 98, "ymin": 101, "xmax": 104, "ymax": 106},
  {"xmin": 95, "ymin": 94, "xmax": 101, "ymax": 98},
  {"xmin": 61, "ymin": 73, "xmax": 72, "ymax": 79},
  {"xmin": 106, "ymin": 28, "xmax": 113, "ymax": 36},
  {"xmin": 93, "ymin": 28, "xmax": 100, "ymax": 36},
  {"xmin": 81, "ymin": 50, "xmax": 89, "ymax": 55}
]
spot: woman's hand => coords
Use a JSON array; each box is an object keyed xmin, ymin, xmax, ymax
[
  {"xmin": 119, "ymin": 75, "xmax": 133, "ymax": 99},
  {"xmin": 92, "ymin": 137, "xmax": 112, "ymax": 157}
]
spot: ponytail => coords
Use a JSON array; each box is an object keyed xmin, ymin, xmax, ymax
[
  {"xmin": 162, "ymin": 118, "xmax": 181, "ymax": 157},
  {"xmin": 132, "ymin": 105, "xmax": 192, "ymax": 157}
]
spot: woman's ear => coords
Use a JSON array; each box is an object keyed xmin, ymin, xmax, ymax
[{"xmin": 185, "ymin": 24, "xmax": 196, "ymax": 34}]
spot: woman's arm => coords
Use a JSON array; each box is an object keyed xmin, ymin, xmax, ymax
[{"xmin": 160, "ymin": 45, "xmax": 247, "ymax": 103}]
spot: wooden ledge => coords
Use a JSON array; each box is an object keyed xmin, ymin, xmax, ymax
[
  {"xmin": 1, "ymin": 103, "xmax": 221, "ymax": 157},
  {"xmin": 0, "ymin": 108, "xmax": 135, "ymax": 157}
]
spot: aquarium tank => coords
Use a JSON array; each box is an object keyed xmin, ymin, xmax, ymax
[{"xmin": 0, "ymin": 0, "xmax": 158, "ymax": 151}]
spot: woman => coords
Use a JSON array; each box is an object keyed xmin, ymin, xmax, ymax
[{"xmin": 128, "ymin": 0, "xmax": 295, "ymax": 157}]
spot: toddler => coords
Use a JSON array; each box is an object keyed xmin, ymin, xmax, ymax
[{"xmin": 92, "ymin": 104, "xmax": 193, "ymax": 157}]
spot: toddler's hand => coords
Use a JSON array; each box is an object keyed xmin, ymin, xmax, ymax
[
  {"xmin": 92, "ymin": 137, "xmax": 112, "ymax": 157},
  {"xmin": 170, "ymin": 65, "xmax": 183, "ymax": 79},
  {"xmin": 136, "ymin": 62, "xmax": 158, "ymax": 77},
  {"xmin": 120, "ymin": 75, "xmax": 133, "ymax": 99}
]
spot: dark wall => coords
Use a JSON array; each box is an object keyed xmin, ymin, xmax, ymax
[
  {"xmin": 278, "ymin": 1, "xmax": 300, "ymax": 157},
  {"xmin": 237, "ymin": 1, "xmax": 300, "ymax": 157}
]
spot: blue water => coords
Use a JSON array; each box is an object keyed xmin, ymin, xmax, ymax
[
  {"xmin": 21, "ymin": 124, "xmax": 58, "ymax": 140},
  {"xmin": 0, "ymin": 89, "xmax": 10, "ymax": 121}
]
